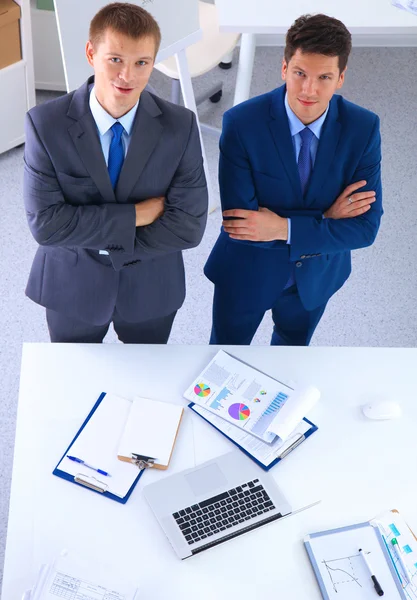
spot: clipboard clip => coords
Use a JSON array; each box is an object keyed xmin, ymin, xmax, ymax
[
  {"xmin": 74, "ymin": 473, "xmax": 109, "ymax": 493},
  {"xmin": 131, "ymin": 453, "xmax": 157, "ymax": 470},
  {"xmin": 277, "ymin": 433, "xmax": 305, "ymax": 460}
]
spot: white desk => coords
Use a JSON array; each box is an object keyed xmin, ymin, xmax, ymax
[
  {"xmin": 216, "ymin": 0, "xmax": 417, "ymax": 105},
  {"xmin": 2, "ymin": 343, "xmax": 417, "ymax": 599}
]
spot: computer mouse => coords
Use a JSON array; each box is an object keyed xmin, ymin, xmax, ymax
[{"xmin": 361, "ymin": 400, "xmax": 402, "ymax": 420}]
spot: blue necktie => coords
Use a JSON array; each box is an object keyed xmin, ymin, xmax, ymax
[
  {"xmin": 108, "ymin": 122, "xmax": 125, "ymax": 189},
  {"xmin": 281, "ymin": 127, "xmax": 315, "ymax": 295},
  {"xmin": 298, "ymin": 127, "xmax": 314, "ymax": 196}
]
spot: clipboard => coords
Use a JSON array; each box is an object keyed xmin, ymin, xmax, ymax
[
  {"xmin": 117, "ymin": 396, "xmax": 184, "ymax": 470},
  {"xmin": 53, "ymin": 393, "xmax": 144, "ymax": 504},
  {"xmin": 188, "ymin": 402, "xmax": 317, "ymax": 471},
  {"xmin": 304, "ymin": 521, "xmax": 408, "ymax": 599}
]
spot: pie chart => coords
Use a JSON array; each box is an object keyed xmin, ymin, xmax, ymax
[
  {"xmin": 228, "ymin": 403, "xmax": 251, "ymax": 420},
  {"xmin": 194, "ymin": 383, "xmax": 211, "ymax": 397}
]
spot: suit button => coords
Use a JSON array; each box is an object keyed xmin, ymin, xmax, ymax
[
  {"xmin": 296, "ymin": 261, "xmax": 302, "ymax": 267},
  {"xmin": 300, "ymin": 255, "xmax": 306, "ymax": 259}
]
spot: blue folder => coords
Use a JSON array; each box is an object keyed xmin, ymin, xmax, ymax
[
  {"xmin": 188, "ymin": 402, "xmax": 317, "ymax": 471},
  {"xmin": 53, "ymin": 392, "xmax": 144, "ymax": 504}
]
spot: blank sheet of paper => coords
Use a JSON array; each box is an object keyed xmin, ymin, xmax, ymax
[
  {"xmin": 118, "ymin": 397, "xmax": 183, "ymax": 467},
  {"xmin": 57, "ymin": 393, "xmax": 140, "ymax": 498}
]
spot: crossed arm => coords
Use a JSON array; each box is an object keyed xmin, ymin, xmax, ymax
[
  {"xmin": 24, "ymin": 112, "xmax": 208, "ymax": 270},
  {"xmin": 220, "ymin": 112, "xmax": 382, "ymax": 255}
]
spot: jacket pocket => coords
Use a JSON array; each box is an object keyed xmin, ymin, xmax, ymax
[
  {"xmin": 42, "ymin": 246, "xmax": 78, "ymax": 266},
  {"xmin": 57, "ymin": 172, "xmax": 97, "ymax": 188}
]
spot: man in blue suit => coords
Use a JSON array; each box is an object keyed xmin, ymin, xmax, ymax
[{"xmin": 205, "ymin": 13, "xmax": 382, "ymax": 346}]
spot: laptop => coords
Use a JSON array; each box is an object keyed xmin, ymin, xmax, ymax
[{"xmin": 143, "ymin": 451, "xmax": 292, "ymax": 559}]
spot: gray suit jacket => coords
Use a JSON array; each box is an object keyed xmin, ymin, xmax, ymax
[{"xmin": 24, "ymin": 76, "xmax": 208, "ymax": 325}]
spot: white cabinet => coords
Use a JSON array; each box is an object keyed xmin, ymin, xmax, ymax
[
  {"xmin": 30, "ymin": 0, "xmax": 65, "ymax": 90},
  {"xmin": 0, "ymin": 61, "xmax": 28, "ymax": 149},
  {"xmin": 0, "ymin": 0, "xmax": 36, "ymax": 154}
]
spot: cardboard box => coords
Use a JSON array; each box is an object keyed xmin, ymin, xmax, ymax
[{"xmin": 0, "ymin": 0, "xmax": 22, "ymax": 70}]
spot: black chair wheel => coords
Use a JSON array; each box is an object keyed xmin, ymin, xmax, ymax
[
  {"xmin": 209, "ymin": 90, "xmax": 223, "ymax": 103},
  {"xmin": 219, "ymin": 61, "xmax": 232, "ymax": 70}
]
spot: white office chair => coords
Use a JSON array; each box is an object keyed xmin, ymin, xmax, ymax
[{"xmin": 154, "ymin": 1, "xmax": 240, "ymax": 136}]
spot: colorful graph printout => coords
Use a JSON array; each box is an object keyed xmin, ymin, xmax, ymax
[
  {"xmin": 228, "ymin": 403, "xmax": 250, "ymax": 421},
  {"xmin": 194, "ymin": 383, "xmax": 211, "ymax": 397}
]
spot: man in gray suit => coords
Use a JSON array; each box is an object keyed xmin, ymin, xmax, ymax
[{"xmin": 24, "ymin": 2, "xmax": 208, "ymax": 343}]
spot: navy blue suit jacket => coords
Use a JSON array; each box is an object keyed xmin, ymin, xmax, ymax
[{"xmin": 205, "ymin": 84, "xmax": 383, "ymax": 311}]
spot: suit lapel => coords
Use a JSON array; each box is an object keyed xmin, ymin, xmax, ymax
[
  {"xmin": 67, "ymin": 77, "xmax": 115, "ymax": 203},
  {"xmin": 116, "ymin": 91, "xmax": 163, "ymax": 201},
  {"xmin": 304, "ymin": 97, "xmax": 341, "ymax": 207},
  {"xmin": 268, "ymin": 86, "xmax": 302, "ymax": 200}
]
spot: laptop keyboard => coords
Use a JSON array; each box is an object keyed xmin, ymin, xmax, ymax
[{"xmin": 172, "ymin": 479, "xmax": 276, "ymax": 545}]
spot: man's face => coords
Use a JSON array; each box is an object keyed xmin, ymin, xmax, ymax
[
  {"xmin": 281, "ymin": 49, "xmax": 345, "ymax": 125},
  {"xmin": 86, "ymin": 28, "xmax": 156, "ymax": 118}
]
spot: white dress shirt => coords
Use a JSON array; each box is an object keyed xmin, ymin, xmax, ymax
[{"xmin": 89, "ymin": 86, "xmax": 139, "ymax": 164}]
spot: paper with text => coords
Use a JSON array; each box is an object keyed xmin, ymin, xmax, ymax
[
  {"xmin": 372, "ymin": 510, "xmax": 417, "ymax": 599},
  {"xmin": 191, "ymin": 404, "xmax": 312, "ymax": 467},
  {"xmin": 30, "ymin": 554, "xmax": 138, "ymax": 600},
  {"xmin": 184, "ymin": 350, "xmax": 319, "ymax": 442}
]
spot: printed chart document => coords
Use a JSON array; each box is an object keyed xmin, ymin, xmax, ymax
[
  {"xmin": 28, "ymin": 554, "xmax": 139, "ymax": 599},
  {"xmin": 191, "ymin": 404, "xmax": 312, "ymax": 468},
  {"xmin": 184, "ymin": 350, "xmax": 320, "ymax": 443}
]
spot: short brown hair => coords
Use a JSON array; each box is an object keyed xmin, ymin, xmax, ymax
[
  {"xmin": 89, "ymin": 2, "xmax": 161, "ymax": 56},
  {"xmin": 285, "ymin": 14, "xmax": 352, "ymax": 73}
]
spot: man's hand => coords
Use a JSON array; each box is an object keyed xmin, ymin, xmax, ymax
[
  {"xmin": 222, "ymin": 207, "xmax": 288, "ymax": 241},
  {"xmin": 324, "ymin": 180, "xmax": 376, "ymax": 219},
  {"xmin": 135, "ymin": 197, "xmax": 165, "ymax": 227}
]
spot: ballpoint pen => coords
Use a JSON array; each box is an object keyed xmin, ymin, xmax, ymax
[
  {"xmin": 391, "ymin": 538, "xmax": 411, "ymax": 586},
  {"xmin": 67, "ymin": 455, "xmax": 111, "ymax": 477},
  {"xmin": 359, "ymin": 548, "xmax": 384, "ymax": 596}
]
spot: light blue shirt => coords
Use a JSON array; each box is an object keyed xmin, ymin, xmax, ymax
[
  {"xmin": 89, "ymin": 86, "xmax": 139, "ymax": 164},
  {"xmin": 284, "ymin": 93, "xmax": 329, "ymax": 243},
  {"xmin": 89, "ymin": 87, "xmax": 139, "ymax": 254}
]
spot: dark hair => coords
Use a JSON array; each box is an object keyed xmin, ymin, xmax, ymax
[
  {"xmin": 89, "ymin": 2, "xmax": 161, "ymax": 56},
  {"xmin": 284, "ymin": 14, "xmax": 352, "ymax": 73}
]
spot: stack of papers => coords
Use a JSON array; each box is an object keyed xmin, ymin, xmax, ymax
[
  {"xmin": 183, "ymin": 350, "xmax": 320, "ymax": 468},
  {"xmin": 372, "ymin": 510, "xmax": 417, "ymax": 596},
  {"xmin": 24, "ymin": 554, "xmax": 139, "ymax": 600}
]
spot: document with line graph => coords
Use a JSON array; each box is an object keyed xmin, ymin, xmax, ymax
[
  {"xmin": 305, "ymin": 521, "xmax": 407, "ymax": 599},
  {"xmin": 183, "ymin": 350, "xmax": 320, "ymax": 443}
]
